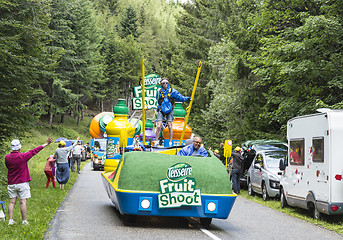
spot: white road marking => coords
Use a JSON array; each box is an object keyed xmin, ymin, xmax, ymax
[{"xmin": 200, "ymin": 227, "xmax": 222, "ymax": 240}]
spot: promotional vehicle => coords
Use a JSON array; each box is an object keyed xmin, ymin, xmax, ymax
[
  {"xmin": 247, "ymin": 149, "xmax": 287, "ymax": 200},
  {"xmin": 90, "ymin": 138, "xmax": 107, "ymax": 171},
  {"xmin": 279, "ymin": 110, "xmax": 343, "ymax": 219},
  {"xmin": 101, "ymin": 149, "xmax": 237, "ymax": 226}
]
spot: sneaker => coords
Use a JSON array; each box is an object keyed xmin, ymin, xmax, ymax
[
  {"xmin": 8, "ymin": 219, "xmax": 15, "ymax": 225},
  {"xmin": 22, "ymin": 220, "xmax": 29, "ymax": 225},
  {"xmin": 169, "ymin": 142, "xmax": 173, "ymax": 147}
]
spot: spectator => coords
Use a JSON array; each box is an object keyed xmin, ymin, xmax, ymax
[
  {"xmin": 5, "ymin": 137, "xmax": 53, "ymax": 225},
  {"xmin": 178, "ymin": 137, "xmax": 208, "ymax": 157},
  {"xmin": 54, "ymin": 136, "xmax": 80, "ymax": 189},
  {"xmin": 44, "ymin": 155, "xmax": 56, "ymax": 188},
  {"xmin": 231, "ymin": 146, "xmax": 244, "ymax": 194},
  {"xmin": 71, "ymin": 141, "xmax": 83, "ymax": 174},
  {"xmin": 155, "ymin": 77, "xmax": 191, "ymax": 147}
]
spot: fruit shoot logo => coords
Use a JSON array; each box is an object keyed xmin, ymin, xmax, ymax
[{"xmin": 158, "ymin": 163, "xmax": 202, "ymax": 208}]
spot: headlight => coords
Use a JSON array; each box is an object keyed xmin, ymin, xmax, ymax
[
  {"xmin": 205, "ymin": 200, "xmax": 218, "ymax": 214},
  {"xmin": 139, "ymin": 197, "xmax": 152, "ymax": 211}
]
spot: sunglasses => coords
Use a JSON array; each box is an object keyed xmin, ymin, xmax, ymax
[
  {"xmin": 194, "ymin": 141, "xmax": 201, "ymax": 144},
  {"xmin": 162, "ymin": 82, "xmax": 168, "ymax": 85}
]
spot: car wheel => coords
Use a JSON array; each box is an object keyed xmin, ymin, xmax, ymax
[
  {"xmin": 280, "ymin": 188, "xmax": 288, "ymax": 209},
  {"xmin": 248, "ymin": 179, "xmax": 254, "ymax": 196},
  {"xmin": 312, "ymin": 204, "xmax": 321, "ymax": 220},
  {"xmin": 200, "ymin": 218, "xmax": 212, "ymax": 227},
  {"xmin": 262, "ymin": 182, "xmax": 269, "ymax": 201}
]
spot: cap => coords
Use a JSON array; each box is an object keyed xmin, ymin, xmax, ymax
[
  {"xmin": 161, "ymin": 78, "xmax": 169, "ymax": 84},
  {"xmin": 234, "ymin": 146, "xmax": 241, "ymax": 152},
  {"xmin": 59, "ymin": 140, "xmax": 66, "ymax": 146},
  {"xmin": 10, "ymin": 139, "xmax": 21, "ymax": 151},
  {"xmin": 214, "ymin": 149, "xmax": 219, "ymax": 153}
]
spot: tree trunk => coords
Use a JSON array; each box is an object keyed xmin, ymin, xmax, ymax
[
  {"xmin": 61, "ymin": 114, "xmax": 64, "ymax": 123},
  {"xmin": 49, "ymin": 112, "xmax": 53, "ymax": 125}
]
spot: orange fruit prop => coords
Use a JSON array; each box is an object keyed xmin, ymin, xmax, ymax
[{"xmin": 89, "ymin": 112, "xmax": 114, "ymax": 139}]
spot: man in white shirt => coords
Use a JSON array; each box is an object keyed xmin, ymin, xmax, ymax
[{"xmin": 71, "ymin": 141, "xmax": 83, "ymax": 174}]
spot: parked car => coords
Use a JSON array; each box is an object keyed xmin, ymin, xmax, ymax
[
  {"xmin": 238, "ymin": 140, "xmax": 288, "ymax": 189},
  {"xmin": 247, "ymin": 149, "xmax": 287, "ymax": 200}
]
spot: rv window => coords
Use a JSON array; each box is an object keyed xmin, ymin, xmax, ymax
[
  {"xmin": 289, "ymin": 139, "xmax": 304, "ymax": 166},
  {"xmin": 312, "ymin": 137, "xmax": 324, "ymax": 163}
]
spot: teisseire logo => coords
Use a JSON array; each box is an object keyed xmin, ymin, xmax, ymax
[
  {"xmin": 158, "ymin": 163, "xmax": 201, "ymax": 208},
  {"xmin": 167, "ymin": 163, "xmax": 192, "ymax": 181}
]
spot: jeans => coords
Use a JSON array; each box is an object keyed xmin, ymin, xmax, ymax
[
  {"xmin": 71, "ymin": 155, "xmax": 81, "ymax": 173},
  {"xmin": 231, "ymin": 168, "xmax": 242, "ymax": 194}
]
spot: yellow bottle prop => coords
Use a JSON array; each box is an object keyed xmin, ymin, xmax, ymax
[
  {"xmin": 163, "ymin": 102, "xmax": 192, "ymax": 147},
  {"xmin": 104, "ymin": 99, "xmax": 135, "ymax": 172}
]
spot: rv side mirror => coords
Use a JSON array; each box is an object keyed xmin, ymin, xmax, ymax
[{"xmin": 279, "ymin": 159, "xmax": 286, "ymax": 171}]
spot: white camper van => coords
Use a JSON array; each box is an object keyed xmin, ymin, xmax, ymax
[{"xmin": 279, "ymin": 109, "xmax": 343, "ymax": 219}]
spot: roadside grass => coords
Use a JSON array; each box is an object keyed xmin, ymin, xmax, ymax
[
  {"xmin": 0, "ymin": 116, "xmax": 91, "ymax": 240},
  {"xmin": 239, "ymin": 190, "xmax": 343, "ymax": 235}
]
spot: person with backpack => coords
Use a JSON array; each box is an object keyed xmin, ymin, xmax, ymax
[{"xmin": 155, "ymin": 77, "xmax": 191, "ymax": 147}]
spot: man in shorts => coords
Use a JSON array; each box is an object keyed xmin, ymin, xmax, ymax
[
  {"xmin": 155, "ymin": 77, "xmax": 191, "ymax": 147},
  {"xmin": 5, "ymin": 137, "xmax": 53, "ymax": 225}
]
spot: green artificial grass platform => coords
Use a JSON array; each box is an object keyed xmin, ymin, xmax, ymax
[{"xmin": 118, "ymin": 151, "xmax": 232, "ymax": 194}]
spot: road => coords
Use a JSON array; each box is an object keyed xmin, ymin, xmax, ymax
[{"xmin": 45, "ymin": 162, "xmax": 343, "ymax": 240}]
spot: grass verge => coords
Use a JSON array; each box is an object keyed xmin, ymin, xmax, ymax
[{"xmin": 239, "ymin": 189, "xmax": 343, "ymax": 235}]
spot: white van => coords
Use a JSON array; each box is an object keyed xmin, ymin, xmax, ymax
[{"xmin": 279, "ymin": 109, "xmax": 343, "ymax": 219}]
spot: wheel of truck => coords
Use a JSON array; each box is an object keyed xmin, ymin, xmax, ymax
[
  {"xmin": 123, "ymin": 214, "xmax": 136, "ymax": 225},
  {"xmin": 312, "ymin": 204, "xmax": 321, "ymax": 220},
  {"xmin": 262, "ymin": 182, "xmax": 269, "ymax": 201},
  {"xmin": 280, "ymin": 188, "xmax": 288, "ymax": 209},
  {"xmin": 200, "ymin": 218, "xmax": 212, "ymax": 227},
  {"xmin": 248, "ymin": 179, "xmax": 254, "ymax": 196}
]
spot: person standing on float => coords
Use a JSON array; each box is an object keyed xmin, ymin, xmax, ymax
[{"xmin": 155, "ymin": 77, "xmax": 190, "ymax": 147}]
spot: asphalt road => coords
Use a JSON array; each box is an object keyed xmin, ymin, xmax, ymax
[{"xmin": 45, "ymin": 162, "xmax": 343, "ymax": 240}]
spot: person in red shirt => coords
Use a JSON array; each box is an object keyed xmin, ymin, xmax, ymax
[
  {"xmin": 5, "ymin": 137, "xmax": 53, "ymax": 225},
  {"xmin": 44, "ymin": 155, "xmax": 56, "ymax": 188}
]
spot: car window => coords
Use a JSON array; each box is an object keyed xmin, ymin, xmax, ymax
[
  {"xmin": 265, "ymin": 151, "xmax": 287, "ymax": 168},
  {"xmin": 255, "ymin": 154, "xmax": 263, "ymax": 165}
]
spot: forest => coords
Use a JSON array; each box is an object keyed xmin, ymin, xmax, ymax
[{"xmin": 1, "ymin": 0, "xmax": 343, "ymax": 148}]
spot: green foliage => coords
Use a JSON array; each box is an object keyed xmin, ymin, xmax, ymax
[
  {"xmin": 0, "ymin": 0, "xmax": 52, "ymax": 137},
  {"xmin": 118, "ymin": 5, "xmax": 139, "ymax": 39}
]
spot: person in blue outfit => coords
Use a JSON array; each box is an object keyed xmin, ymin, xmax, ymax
[
  {"xmin": 155, "ymin": 77, "xmax": 191, "ymax": 147},
  {"xmin": 178, "ymin": 137, "xmax": 208, "ymax": 157}
]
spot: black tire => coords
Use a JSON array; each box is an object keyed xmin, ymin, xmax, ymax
[
  {"xmin": 123, "ymin": 214, "xmax": 136, "ymax": 225},
  {"xmin": 200, "ymin": 218, "xmax": 212, "ymax": 227},
  {"xmin": 280, "ymin": 188, "xmax": 288, "ymax": 209},
  {"xmin": 312, "ymin": 204, "xmax": 321, "ymax": 220},
  {"xmin": 262, "ymin": 182, "xmax": 269, "ymax": 201},
  {"xmin": 248, "ymin": 179, "xmax": 254, "ymax": 196}
]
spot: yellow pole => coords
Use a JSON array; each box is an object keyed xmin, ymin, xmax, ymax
[
  {"xmin": 142, "ymin": 59, "xmax": 146, "ymax": 145},
  {"xmin": 179, "ymin": 61, "xmax": 202, "ymax": 145}
]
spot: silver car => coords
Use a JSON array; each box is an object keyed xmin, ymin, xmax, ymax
[{"xmin": 247, "ymin": 150, "xmax": 287, "ymax": 201}]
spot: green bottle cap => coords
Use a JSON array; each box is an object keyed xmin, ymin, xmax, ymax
[
  {"xmin": 145, "ymin": 119, "xmax": 154, "ymax": 129},
  {"xmin": 173, "ymin": 102, "xmax": 186, "ymax": 118},
  {"xmin": 113, "ymin": 99, "xmax": 129, "ymax": 115}
]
